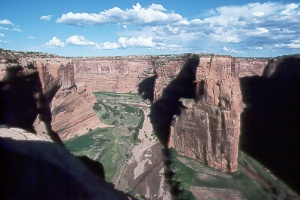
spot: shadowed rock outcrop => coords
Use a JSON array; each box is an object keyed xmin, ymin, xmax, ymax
[
  {"xmin": 240, "ymin": 56, "xmax": 300, "ymax": 193},
  {"xmin": 0, "ymin": 65, "xmax": 64, "ymax": 146},
  {"xmin": 0, "ymin": 132, "xmax": 128, "ymax": 200}
]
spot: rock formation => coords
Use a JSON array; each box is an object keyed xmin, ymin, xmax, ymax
[
  {"xmin": 157, "ymin": 55, "xmax": 257, "ymax": 173},
  {"xmin": 14, "ymin": 58, "xmax": 106, "ymax": 139},
  {"xmin": 240, "ymin": 56, "xmax": 300, "ymax": 193},
  {"xmin": 153, "ymin": 54, "xmax": 300, "ymax": 193},
  {"xmin": 73, "ymin": 57, "xmax": 154, "ymax": 93},
  {"xmin": 0, "ymin": 128, "xmax": 128, "ymax": 200}
]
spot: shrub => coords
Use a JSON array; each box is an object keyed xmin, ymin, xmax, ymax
[
  {"xmin": 127, "ymin": 126, "xmax": 134, "ymax": 132},
  {"xmin": 101, "ymin": 112, "xmax": 110, "ymax": 119},
  {"xmin": 93, "ymin": 103, "xmax": 102, "ymax": 111},
  {"xmin": 111, "ymin": 120, "xmax": 118, "ymax": 125}
]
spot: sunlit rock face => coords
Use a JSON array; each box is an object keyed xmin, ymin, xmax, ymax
[
  {"xmin": 156, "ymin": 55, "xmax": 268, "ymax": 172},
  {"xmin": 162, "ymin": 55, "xmax": 240, "ymax": 172},
  {"xmin": 73, "ymin": 57, "xmax": 154, "ymax": 93},
  {"xmin": 15, "ymin": 58, "xmax": 105, "ymax": 140}
]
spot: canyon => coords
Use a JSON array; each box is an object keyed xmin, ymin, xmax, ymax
[
  {"xmin": 3, "ymin": 54, "xmax": 268, "ymax": 171},
  {"xmin": 1, "ymin": 49, "xmax": 299, "ymax": 199}
]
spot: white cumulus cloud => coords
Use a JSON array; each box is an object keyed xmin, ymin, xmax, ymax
[
  {"xmin": 95, "ymin": 36, "xmax": 156, "ymax": 50},
  {"xmin": 251, "ymin": 11, "xmax": 265, "ymax": 17},
  {"xmin": 223, "ymin": 46, "xmax": 246, "ymax": 54},
  {"xmin": 0, "ymin": 19, "xmax": 14, "ymax": 25},
  {"xmin": 0, "ymin": 33, "xmax": 4, "ymax": 37},
  {"xmin": 247, "ymin": 28, "xmax": 269, "ymax": 36},
  {"xmin": 118, "ymin": 36, "xmax": 154, "ymax": 48},
  {"xmin": 66, "ymin": 35, "xmax": 95, "ymax": 46},
  {"xmin": 248, "ymin": 46, "xmax": 263, "ymax": 50},
  {"xmin": 12, "ymin": 28, "xmax": 22, "ymax": 32},
  {"xmin": 56, "ymin": 3, "xmax": 184, "ymax": 27},
  {"xmin": 46, "ymin": 2, "xmax": 300, "ymax": 55},
  {"xmin": 0, "ymin": 27, "xmax": 9, "ymax": 31},
  {"xmin": 40, "ymin": 15, "xmax": 52, "ymax": 21},
  {"xmin": 0, "ymin": 26, "xmax": 21, "ymax": 32},
  {"xmin": 44, "ymin": 37, "xmax": 65, "ymax": 47},
  {"xmin": 281, "ymin": 3, "xmax": 299, "ymax": 15},
  {"xmin": 96, "ymin": 42, "xmax": 120, "ymax": 50},
  {"xmin": 210, "ymin": 33, "xmax": 241, "ymax": 43},
  {"xmin": 148, "ymin": 4, "xmax": 167, "ymax": 12},
  {"xmin": 274, "ymin": 38, "xmax": 300, "ymax": 49}
]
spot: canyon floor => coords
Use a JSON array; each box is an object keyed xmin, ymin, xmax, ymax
[
  {"xmin": 65, "ymin": 92, "xmax": 148, "ymax": 181},
  {"xmin": 64, "ymin": 92, "xmax": 299, "ymax": 200}
]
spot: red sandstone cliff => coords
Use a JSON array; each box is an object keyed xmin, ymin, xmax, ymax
[
  {"xmin": 17, "ymin": 58, "xmax": 106, "ymax": 139},
  {"xmin": 154, "ymin": 55, "xmax": 268, "ymax": 172},
  {"xmin": 170, "ymin": 56, "xmax": 241, "ymax": 172},
  {"xmin": 73, "ymin": 57, "xmax": 154, "ymax": 93}
]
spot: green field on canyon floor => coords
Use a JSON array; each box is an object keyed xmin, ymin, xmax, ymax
[
  {"xmin": 65, "ymin": 92, "xmax": 154, "ymax": 182},
  {"xmin": 171, "ymin": 150, "xmax": 297, "ymax": 200}
]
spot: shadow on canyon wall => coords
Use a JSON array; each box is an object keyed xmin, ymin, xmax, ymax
[
  {"xmin": 0, "ymin": 65, "xmax": 116, "ymax": 199},
  {"xmin": 0, "ymin": 65, "xmax": 42, "ymax": 132},
  {"xmin": 138, "ymin": 55, "xmax": 198, "ymax": 147},
  {"xmin": 240, "ymin": 56, "xmax": 300, "ymax": 194},
  {"xmin": 0, "ymin": 64, "xmax": 64, "ymax": 146},
  {"xmin": 138, "ymin": 55, "xmax": 199, "ymax": 199}
]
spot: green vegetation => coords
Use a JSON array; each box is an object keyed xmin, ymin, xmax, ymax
[
  {"xmin": 93, "ymin": 103, "xmax": 102, "ymax": 111},
  {"xmin": 133, "ymin": 110, "xmax": 144, "ymax": 143},
  {"xmin": 65, "ymin": 92, "xmax": 148, "ymax": 182},
  {"xmin": 169, "ymin": 149, "xmax": 292, "ymax": 200}
]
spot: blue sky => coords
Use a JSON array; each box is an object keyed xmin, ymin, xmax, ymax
[{"xmin": 0, "ymin": 0, "xmax": 299, "ymax": 57}]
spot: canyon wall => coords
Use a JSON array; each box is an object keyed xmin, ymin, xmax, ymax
[
  {"xmin": 73, "ymin": 57, "xmax": 153, "ymax": 93},
  {"xmin": 1, "ymin": 53, "xmax": 268, "ymax": 171},
  {"xmin": 72, "ymin": 55, "xmax": 188, "ymax": 94},
  {"xmin": 155, "ymin": 55, "xmax": 268, "ymax": 172},
  {"xmin": 15, "ymin": 58, "xmax": 106, "ymax": 139},
  {"xmin": 1, "ymin": 55, "xmax": 157, "ymax": 139}
]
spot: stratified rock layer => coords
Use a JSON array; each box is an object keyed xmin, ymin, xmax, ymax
[
  {"xmin": 17, "ymin": 58, "xmax": 106, "ymax": 139},
  {"xmin": 156, "ymin": 55, "xmax": 268, "ymax": 173},
  {"xmin": 73, "ymin": 57, "xmax": 154, "ymax": 93}
]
